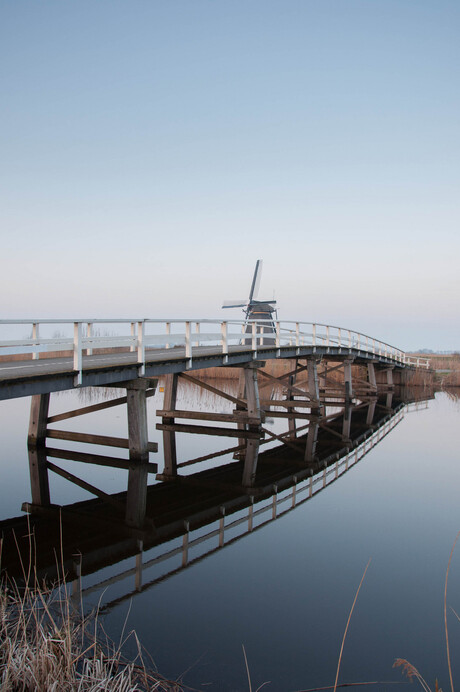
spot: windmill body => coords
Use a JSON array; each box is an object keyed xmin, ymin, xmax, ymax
[{"xmin": 222, "ymin": 260, "xmax": 277, "ymax": 344}]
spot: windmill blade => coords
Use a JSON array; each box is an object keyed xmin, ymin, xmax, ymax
[
  {"xmin": 222, "ymin": 299, "xmax": 247, "ymax": 308},
  {"xmin": 248, "ymin": 259, "xmax": 263, "ymax": 304},
  {"xmin": 254, "ymin": 298, "xmax": 277, "ymax": 306}
]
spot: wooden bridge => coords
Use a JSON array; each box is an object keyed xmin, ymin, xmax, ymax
[
  {"xmin": 0, "ymin": 391, "xmax": 433, "ymax": 604},
  {"xmin": 0, "ymin": 318, "xmax": 431, "ymax": 532},
  {"xmin": 0, "ymin": 318, "xmax": 429, "ymax": 399}
]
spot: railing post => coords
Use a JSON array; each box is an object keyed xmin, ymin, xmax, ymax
[
  {"xmin": 251, "ymin": 321, "xmax": 257, "ymax": 353},
  {"xmin": 137, "ymin": 321, "xmax": 145, "ymax": 376},
  {"xmin": 221, "ymin": 321, "xmax": 228, "ymax": 356},
  {"xmin": 312, "ymin": 323, "xmax": 316, "ymax": 346},
  {"xmin": 130, "ymin": 322, "xmax": 136, "ymax": 352},
  {"xmin": 73, "ymin": 322, "xmax": 82, "ymax": 385},
  {"xmin": 32, "ymin": 322, "xmax": 39, "ymax": 360},
  {"xmin": 86, "ymin": 322, "xmax": 93, "ymax": 356},
  {"xmin": 338, "ymin": 328, "xmax": 341, "ymax": 347},
  {"xmin": 348, "ymin": 330, "xmax": 352, "ymax": 348},
  {"xmin": 259, "ymin": 324, "xmax": 264, "ymax": 346},
  {"xmin": 296, "ymin": 322, "xmax": 300, "ymax": 347},
  {"xmin": 195, "ymin": 322, "xmax": 200, "ymax": 347},
  {"xmin": 165, "ymin": 322, "xmax": 171, "ymax": 349},
  {"xmin": 185, "ymin": 321, "xmax": 192, "ymax": 364},
  {"xmin": 275, "ymin": 321, "xmax": 280, "ymax": 349},
  {"xmin": 326, "ymin": 325, "xmax": 330, "ymax": 347}
]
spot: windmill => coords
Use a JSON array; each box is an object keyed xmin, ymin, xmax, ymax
[{"xmin": 222, "ymin": 260, "xmax": 277, "ymax": 342}]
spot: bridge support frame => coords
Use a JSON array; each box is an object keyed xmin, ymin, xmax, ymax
[
  {"xmin": 28, "ymin": 394, "xmax": 51, "ymax": 506},
  {"xmin": 241, "ymin": 364, "xmax": 262, "ymax": 487},
  {"xmin": 126, "ymin": 381, "xmax": 150, "ymax": 528},
  {"xmin": 343, "ymin": 359, "xmax": 354, "ymax": 404},
  {"xmin": 161, "ymin": 373, "xmax": 179, "ymax": 479}
]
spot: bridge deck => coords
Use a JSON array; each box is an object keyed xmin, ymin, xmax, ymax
[{"xmin": 0, "ymin": 343, "xmax": 405, "ymax": 400}]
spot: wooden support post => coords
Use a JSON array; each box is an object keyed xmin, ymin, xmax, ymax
[
  {"xmin": 28, "ymin": 446, "xmax": 51, "ymax": 507},
  {"xmin": 367, "ymin": 362, "xmax": 377, "ymax": 389},
  {"xmin": 344, "ymin": 359, "xmax": 353, "ymax": 403},
  {"xmin": 234, "ymin": 369, "xmax": 247, "ymax": 459},
  {"xmin": 162, "ymin": 373, "xmax": 179, "ymax": 478},
  {"xmin": 27, "ymin": 394, "xmax": 51, "ymax": 506},
  {"xmin": 304, "ymin": 419, "xmax": 319, "ymax": 463},
  {"xmin": 242, "ymin": 366, "xmax": 262, "ymax": 487},
  {"xmin": 342, "ymin": 404, "xmax": 353, "ymax": 441},
  {"xmin": 126, "ymin": 386, "xmax": 149, "ymax": 528},
  {"xmin": 28, "ymin": 393, "xmax": 50, "ymax": 447},
  {"xmin": 366, "ymin": 398, "xmax": 377, "ymax": 426},
  {"xmin": 307, "ymin": 358, "xmax": 322, "ymax": 415},
  {"xmin": 287, "ymin": 365, "xmax": 297, "ymax": 440},
  {"xmin": 387, "ymin": 366, "xmax": 394, "ymax": 388}
]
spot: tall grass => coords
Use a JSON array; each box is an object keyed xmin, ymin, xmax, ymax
[{"xmin": 0, "ymin": 576, "xmax": 183, "ymax": 691}]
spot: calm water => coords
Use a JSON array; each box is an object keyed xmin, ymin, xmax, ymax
[{"xmin": 1, "ymin": 385, "xmax": 460, "ymax": 691}]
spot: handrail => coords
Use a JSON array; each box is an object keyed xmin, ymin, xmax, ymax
[{"xmin": 0, "ymin": 318, "xmax": 430, "ymax": 384}]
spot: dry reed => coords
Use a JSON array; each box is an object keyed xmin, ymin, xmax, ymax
[{"xmin": 0, "ymin": 576, "xmax": 183, "ymax": 691}]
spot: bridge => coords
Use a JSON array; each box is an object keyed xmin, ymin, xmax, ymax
[
  {"xmin": 0, "ymin": 317, "xmax": 429, "ymax": 399},
  {"xmin": 0, "ymin": 317, "xmax": 431, "ymax": 530},
  {"xmin": 0, "ymin": 391, "xmax": 432, "ymax": 603}
]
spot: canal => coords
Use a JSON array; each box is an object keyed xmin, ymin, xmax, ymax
[{"xmin": 0, "ymin": 382, "xmax": 459, "ymax": 691}]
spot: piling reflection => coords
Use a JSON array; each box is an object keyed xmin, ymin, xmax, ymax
[{"xmin": 0, "ymin": 385, "xmax": 434, "ymax": 611}]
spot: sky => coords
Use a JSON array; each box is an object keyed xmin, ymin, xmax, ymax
[{"xmin": 1, "ymin": 0, "xmax": 459, "ymax": 351}]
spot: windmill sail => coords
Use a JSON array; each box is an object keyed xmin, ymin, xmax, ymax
[
  {"xmin": 222, "ymin": 260, "xmax": 277, "ymax": 345},
  {"xmin": 248, "ymin": 259, "xmax": 262, "ymax": 304}
]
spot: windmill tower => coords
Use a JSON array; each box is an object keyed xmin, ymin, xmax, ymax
[{"xmin": 222, "ymin": 260, "xmax": 277, "ymax": 343}]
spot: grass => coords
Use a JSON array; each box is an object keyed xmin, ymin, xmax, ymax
[{"xmin": 0, "ymin": 575, "xmax": 184, "ymax": 691}]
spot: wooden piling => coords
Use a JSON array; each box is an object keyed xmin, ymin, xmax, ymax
[
  {"xmin": 161, "ymin": 373, "xmax": 179, "ymax": 478},
  {"xmin": 28, "ymin": 394, "xmax": 51, "ymax": 506}
]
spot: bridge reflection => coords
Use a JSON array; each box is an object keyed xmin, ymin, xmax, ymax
[{"xmin": 0, "ymin": 386, "xmax": 433, "ymax": 609}]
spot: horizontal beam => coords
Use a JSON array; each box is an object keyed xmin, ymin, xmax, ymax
[
  {"xmin": 157, "ymin": 409, "xmax": 263, "ymax": 425},
  {"xmin": 46, "ymin": 429, "xmax": 158, "ymax": 453},
  {"xmin": 46, "ymin": 446, "xmax": 158, "ymax": 473},
  {"xmin": 157, "ymin": 422, "xmax": 262, "ymax": 440},
  {"xmin": 48, "ymin": 388, "xmax": 156, "ymax": 423}
]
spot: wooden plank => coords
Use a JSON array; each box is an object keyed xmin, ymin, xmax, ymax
[
  {"xmin": 29, "ymin": 394, "xmax": 50, "ymax": 446},
  {"xmin": 46, "ymin": 446, "xmax": 158, "ymax": 473},
  {"xmin": 264, "ymin": 410, "xmax": 313, "ymax": 420},
  {"xmin": 319, "ymin": 362, "xmax": 344, "ymax": 376},
  {"xmin": 275, "ymin": 362, "xmax": 309, "ymax": 383},
  {"xmin": 317, "ymin": 421, "xmax": 348, "ymax": 441},
  {"xmin": 260, "ymin": 426, "xmax": 304, "ymax": 452},
  {"xmin": 156, "ymin": 409, "xmax": 262, "ymax": 425},
  {"xmin": 46, "ymin": 429, "xmax": 158, "ymax": 452},
  {"xmin": 179, "ymin": 372, "xmax": 246, "ymax": 407},
  {"xmin": 47, "ymin": 461, "xmax": 126, "ymax": 510},
  {"xmin": 47, "ymin": 389, "xmax": 156, "ymax": 424},
  {"xmin": 178, "ymin": 443, "xmax": 247, "ymax": 468},
  {"xmin": 260, "ymin": 399, "xmax": 314, "ymax": 408},
  {"xmin": 258, "ymin": 369, "xmax": 317, "ymax": 401},
  {"xmin": 156, "ymin": 422, "xmax": 262, "ymax": 440}
]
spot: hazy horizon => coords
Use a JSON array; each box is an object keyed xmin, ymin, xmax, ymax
[{"xmin": 1, "ymin": 1, "xmax": 459, "ymax": 352}]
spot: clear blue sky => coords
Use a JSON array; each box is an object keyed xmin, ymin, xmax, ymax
[{"xmin": 1, "ymin": 0, "xmax": 459, "ymax": 350}]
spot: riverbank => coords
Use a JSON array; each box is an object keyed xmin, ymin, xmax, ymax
[{"xmin": 0, "ymin": 578, "xmax": 183, "ymax": 691}]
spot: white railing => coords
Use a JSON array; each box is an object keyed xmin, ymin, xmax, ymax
[
  {"xmin": 403, "ymin": 355, "xmax": 431, "ymax": 369},
  {"xmin": 0, "ymin": 318, "xmax": 430, "ymax": 384}
]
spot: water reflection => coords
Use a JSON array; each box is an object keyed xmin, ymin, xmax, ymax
[{"xmin": 0, "ymin": 385, "xmax": 434, "ymax": 615}]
